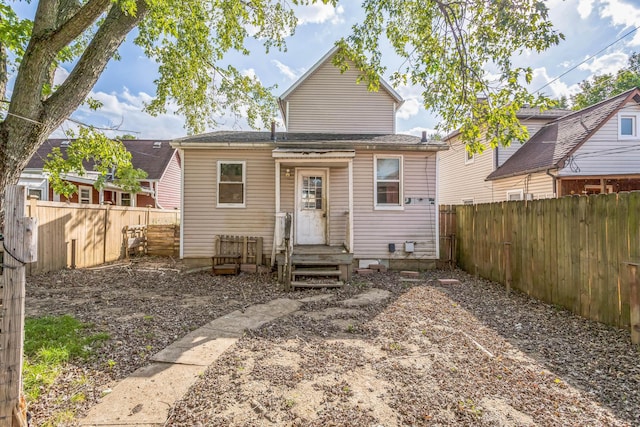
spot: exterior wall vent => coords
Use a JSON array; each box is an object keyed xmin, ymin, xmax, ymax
[{"xmin": 153, "ymin": 141, "xmax": 162, "ymax": 149}]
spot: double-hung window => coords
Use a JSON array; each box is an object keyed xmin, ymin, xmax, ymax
[
  {"xmin": 619, "ymin": 113, "xmax": 640, "ymax": 139},
  {"xmin": 374, "ymin": 155, "xmax": 403, "ymax": 209},
  {"xmin": 217, "ymin": 161, "xmax": 245, "ymax": 207},
  {"xmin": 78, "ymin": 185, "xmax": 92, "ymax": 204}
]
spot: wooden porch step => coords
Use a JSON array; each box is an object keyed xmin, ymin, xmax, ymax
[
  {"xmin": 291, "ymin": 281, "xmax": 343, "ymax": 289},
  {"xmin": 292, "ymin": 268, "xmax": 341, "ymax": 277}
]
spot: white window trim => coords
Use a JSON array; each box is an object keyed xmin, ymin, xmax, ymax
[
  {"xmin": 506, "ymin": 189, "xmax": 524, "ymax": 201},
  {"xmin": 373, "ymin": 154, "xmax": 404, "ymax": 210},
  {"xmin": 217, "ymin": 160, "xmax": 246, "ymax": 208},
  {"xmin": 78, "ymin": 185, "xmax": 92, "ymax": 204},
  {"xmin": 618, "ymin": 112, "xmax": 640, "ymax": 139},
  {"xmin": 464, "ymin": 149, "xmax": 475, "ymax": 165},
  {"xmin": 118, "ymin": 192, "xmax": 135, "ymax": 207}
]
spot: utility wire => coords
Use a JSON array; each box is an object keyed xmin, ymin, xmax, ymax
[{"xmin": 534, "ymin": 25, "xmax": 640, "ymax": 94}]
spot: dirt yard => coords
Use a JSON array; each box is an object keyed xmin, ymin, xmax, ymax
[{"xmin": 25, "ymin": 257, "xmax": 640, "ymax": 426}]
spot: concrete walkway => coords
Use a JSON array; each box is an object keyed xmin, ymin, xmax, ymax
[{"xmin": 79, "ymin": 298, "xmax": 302, "ymax": 426}]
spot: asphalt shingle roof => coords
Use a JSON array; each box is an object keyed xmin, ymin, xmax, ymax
[
  {"xmin": 26, "ymin": 139, "xmax": 176, "ymax": 180},
  {"xmin": 487, "ymin": 88, "xmax": 640, "ymax": 180},
  {"xmin": 173, "ymin": 131, "xmax": 446, "ymax": 149}
]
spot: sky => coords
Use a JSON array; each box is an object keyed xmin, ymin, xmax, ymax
[{"xmin": 12, "ymin": 0, "xmax": 640, "ymax": 140}]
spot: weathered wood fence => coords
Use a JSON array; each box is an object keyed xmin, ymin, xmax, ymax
[
  {"xmin": 447, "ymin": 191, "xmax": 640, "ymax": 331},
  {"xmin": 439, "ymin": 205, "xmax": 457, "ymax": 268},
  {"xmin": 23, "ymin": 199, "xmax": 180, "ymax": 274}
]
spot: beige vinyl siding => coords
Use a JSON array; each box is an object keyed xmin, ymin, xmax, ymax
[
  {"xmin": 438, "ymin": 137, "xmax": 495, "ymax": 205},
  {"xmin": 157, "ymin": 151, "xmax": 181, "ymax": 209},
  {"xmin": 559, "ymin": 102, "xmax": 640, "ymax": 177},
  {"xmin": 497, "ymin": 119, "xmax": 552, "ymax": 166},
  {"xmin": 182, "ymin": 148, "xmax": 275, "ymax": 259},
  {"xmin": 328, "ymin": 167, "xmax": 349, "ymax": 246},
  {"xmin": 492, "ymin": 172, "xmax": 555, "ymax": 200},
  {"xmin": 284, "ymin": 59, "xmax": 396, "ymax": 133},
  {"xmin": 353, "ymin": 151, "xmax": 437, "ymax": 259},
  {"xmin": 279, "ymin": 167, "xmax": 295, "ymax": 213}
]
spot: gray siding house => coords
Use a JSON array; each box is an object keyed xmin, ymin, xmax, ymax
[{"xmin": 172, "ymin": 46, "xmax": 447, "ymax": 284}]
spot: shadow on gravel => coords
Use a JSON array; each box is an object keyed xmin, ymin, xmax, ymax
[{"xmin": 431, "ymin": 268, "xmax": 640, "ymax": 426}]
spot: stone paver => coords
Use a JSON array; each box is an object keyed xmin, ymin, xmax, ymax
[{"xmin": 79, "ymin": 298, "xmax": 302, "ymax": 426}]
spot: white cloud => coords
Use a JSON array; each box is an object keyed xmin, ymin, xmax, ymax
[
  {"xmin": 600, "ymin": 0, "xmax": 640, "ymax": 45},
  {"xmin": 53, "ymin": 67, "xmax": 70, "ymax": 86},
  {"xmin": 395, "ymin": 83, "xmax": 424, "ymax": 120},
  {"xmin": 577, "ymin": 0, "xmax": 594, "ymax": 19},
  {"xmin": 396, "ymin": 98, "xmax": 421, "ymax": 120},
  {"xmin": 271, "ymin": 59, "xmax": 301, "ymax": 80},
  {"xmin": 578, "ymin": 51, "xmax": 629, "ymax": 74},
  {"xmin": 529, "ymin": 67, "xmax": 581, "ymax": 99},
  {"xmin": 296, "ymin": 3, "xmax": 344, "ymax": 25},
  {"xmin": 399, "ymin": 126, "xmax": 438, "ymax": 138},
  {"xmin": 54, "ymin": 88, "xmax": 188, "ymax": 139}
]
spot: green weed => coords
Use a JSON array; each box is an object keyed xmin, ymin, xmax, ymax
[{"xmin": 23, "ymin": 315, "xmax": 109, "ymax": 401}]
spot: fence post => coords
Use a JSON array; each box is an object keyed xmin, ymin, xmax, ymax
[
  {"xmin": 0, "ymin": 185, "xmax": 37, "ymax": 427},
  {"xmin": 504, "ymin": 242, "xmax": 512, "ymax": 294},
  {"xmin": 629, "ymin": 263, "xmax": 639, "ymax": 345}
]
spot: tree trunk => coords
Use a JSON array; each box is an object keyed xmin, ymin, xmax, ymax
[{"xmin": 0, "ymin": 0, "xmax": 148, "ymax": 228}]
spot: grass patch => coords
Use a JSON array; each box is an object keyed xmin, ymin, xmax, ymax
[{"xmin": 23, "ymin": 315, "xmax": 109, "ymax": 401}]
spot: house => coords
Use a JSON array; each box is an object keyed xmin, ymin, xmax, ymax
[
  {"xmin": 487, "ymin": 87, "xmax": 640, "ymax": 197},
  {"xmin": 171, "ymin": 46, "xmax": 448, "ymax": 281},
  {"xmin": 21, "ymin": 139, "xmax": 181, "ymax": 209},
  {"xmin": 439, "ymin": 87, "xmax": 640, "ymax": 204},
  {"xmin": 438, "ymin": 108, "xmax": 571, "ymax": 205}
]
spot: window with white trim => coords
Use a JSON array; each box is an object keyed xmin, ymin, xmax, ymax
[
  {"xmin": 119, "ymin": 192, "xmax": 133, "ymax": 206},
  {"xmin": 506, "ymin": 189, "xmax": 524, "ymax": 201},
  {"xmin": 27, "ymin": 188, "xmax": 42, "ymax": 200},
  {"xmin": 465, "ymin": 149, "xmax": 474, "ymax": 164},
  {"xmin": 78, "ymin": 185, "xmax": 92, "ymax": 204},
  {"xmin": 374, "ymin": 155, "xmax": 402, "ymax": 209},
  {"xmin": 619, "ymin": 113, "xmax": 640, "ymax": 139},
  {"xmin": 217, "ymin": 161, "xmax": 245, "ymax": 207}
]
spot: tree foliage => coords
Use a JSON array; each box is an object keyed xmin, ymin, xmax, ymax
[
  {"xmin": 333, "ymin": 0, "xmax": 563, "ymax": 153},
  {"xmin": 571, "ymin": 53, "xmax": 640, "ymax": 110},
  {"xmin": 0, "ymin": 0, "xmax": 562, "ymax": 217},
  {"xmin": 43, "ymin": 127, "xmax": 147, "ymax": 198}
]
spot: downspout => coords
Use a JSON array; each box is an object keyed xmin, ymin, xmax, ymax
[{"xmin": 546, "ymin": 169, "xmax": 557, "ymax": 197}]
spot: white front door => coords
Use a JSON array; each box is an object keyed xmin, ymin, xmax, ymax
[{"xmin": 296, "ymin": 169, "xmax": 327, "ymax": 245}]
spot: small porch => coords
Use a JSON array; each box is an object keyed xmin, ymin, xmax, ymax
[{"xmin": 272, "ymin": 147, "xmax": 355, "ymax": 287}]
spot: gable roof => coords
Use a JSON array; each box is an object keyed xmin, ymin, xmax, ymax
[
  {"xmin": 26, "ymin": 139, "xmax": 177, "ymax": 180},
  {"xmin": 486, "ymin": 87, "xmax": 640, "ymax": 180},
  {"xmin": 277, "ymin": 45, "xmax": 404, "ymax": 122}
]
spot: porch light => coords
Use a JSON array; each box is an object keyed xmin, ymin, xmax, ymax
[{"xmin": 285, "ymin": 168, "xmax": 293, "ymax": 177}]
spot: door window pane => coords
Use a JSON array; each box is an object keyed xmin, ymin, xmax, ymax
[{"xmin": 302, "ymin": 176, "xmax": 323, "ymax": 209}]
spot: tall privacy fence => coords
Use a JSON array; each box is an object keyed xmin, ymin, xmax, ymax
[
  {"xmin": 1, "ymin": 199, "xmax": 180, "ymax": 276},
  {"xmin": 443, "ymin": 191, "xmax": 640, "ymax": 334}
]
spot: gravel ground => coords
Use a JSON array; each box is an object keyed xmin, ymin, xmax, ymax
[{"xmin": 24, "ymin": 258, "xmax": 640, "ymax": 426}]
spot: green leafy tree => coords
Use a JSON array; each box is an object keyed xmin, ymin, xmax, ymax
[
  {"xmin": 0, "ymin": 0, "xmax": 562, "ymax": 221},
  {"xmin": 43, "ymin": 127, "xmax": 147, "ymax": 198},
  {"xmin": 571, "ymin": 53, "xmax": 640, "ymax": 110}
]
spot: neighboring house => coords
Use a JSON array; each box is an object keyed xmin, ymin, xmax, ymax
[
  {"xmin": 172, "ymin": 46, "xmax": 447, "ymax": 278},
  {"xmin": 21, "ymin": 139, "xmax": 181, "ymax": 209},
  {"xmin": 487, "ymin": 88, "xmax": 640, "ymax": 197},
  {"xmin": 439, "ymin": 108, "xmax": 571, "ymax": 205}
]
